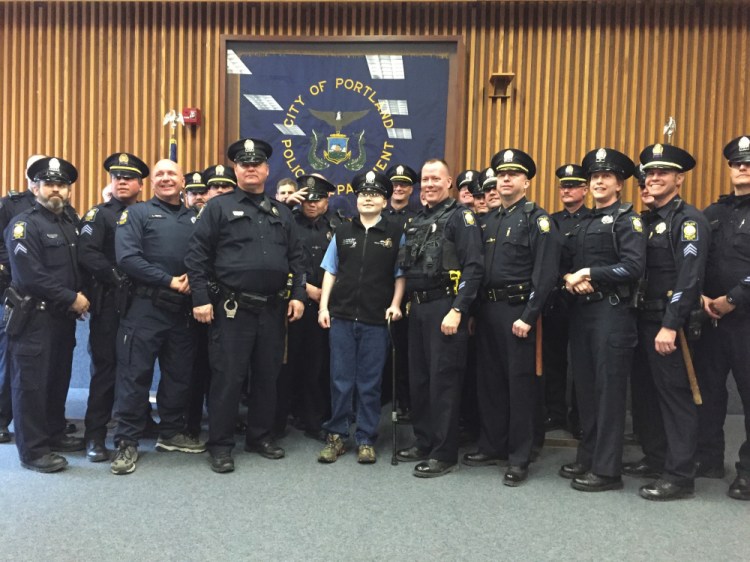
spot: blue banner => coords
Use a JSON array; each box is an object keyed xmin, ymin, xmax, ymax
[{"xmin": 236, "ymin": 52, "xmax": 450, "ymax": 214}]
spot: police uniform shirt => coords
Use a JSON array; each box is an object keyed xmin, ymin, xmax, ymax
[
  {"xmin": 481, "ymin": 197, "xmax": 561, "ymax": 325},
  {"xmin": 703, "ymin": 192, "xmax": 750, "ymax": 307},
  {"xmin": 293, "ymin": 210, "xmax": 338, "ymax": 289},
  {"xmin": 185, "ymin": 188, "xmax": 307, "ymax": 307},
  {"xmin": 4, "ymin": 203, "xmax": 80, "ymax": 308},
  {"xmin": 115, "ymin": 196, "xmax": 195, "ymax": 287},
  {"xmin": 0, "ymin": 189, "xmax": 36, "ymax": 268},
  {"xmin": 402, "ymin": 198, "xmax": 484, "ymax": 314},
  {"xmin": 384, "ymin": 203, "xmax": 417, "ymax": 233},
  {"xmin": 552, "ymin": 205, "xmax": 591, "ymax": 276},
  {"xmin": 569, "ymin": 200, "xmax": 646, "ymax": 284},
  {"xmin": 642, "ymin": 196, "xmax": 709, "ymax": 329},
  {"xmin": 78, "ymin": 198, "xmax": 129, "ymax": 282}
]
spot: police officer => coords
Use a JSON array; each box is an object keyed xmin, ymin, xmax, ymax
[
  {"xmin": 623, "ymin": 143, "xmax": 708, "ymax": 500},
  {"xmin": 4, "ymin": 157, "xmax": 89, "ymax": 472},
  {"xmin": 277, "ymin": 174, "xmax": 340, "ymax": 441},
  {"xmin": 543, "ymin": 164, "xmax": 590, "ymax": 435},
  {"xmin": 0, "ymin": 154, "xmax": 46, "ymax": 444},
  {"xmin": 481, "ymin": 167, "xmax": 502, "ymax": 211},
  {"xmin": 384, "ymin": 164, "xmax": 419, "ymax": 418},
  {"xmin": 184, "ymin": 171, "xmax": 208, "ymax": 211},
  {"xmin": 78, "ymin": 152, "xmax": 147, "ymax": 462},
  {"xmin": 456, "ymin": 170, "xmax": 480, "ymax": 214},
  {"xmin": 185, "ymin": 138, "xmax": 307, "ymax": 474},
  {"xmin": 110, "ymin": 158, "xmax": 203, "ymax": 475},
  {"xmin": 465, "ymin": 149, "xmax": 560, "ymax": 486},
  {"xmin": 560, "ymin": 148, "xmax": 646, "ymax": 492},
  {"xmin": 694, "ymin": 135, "xmax": 750, "ymax": 500},
  {"xmin": 395, "ymin": 158, "xmax": 484, "ymax": 477},
  {"xmin": 204, "ymin": 164, "xmax": 237, "ymax": 200}
]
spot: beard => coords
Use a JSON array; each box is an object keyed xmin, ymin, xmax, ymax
[{"xmin": 37, "ymin": 192, "xmax": 67, "ymax": 214}]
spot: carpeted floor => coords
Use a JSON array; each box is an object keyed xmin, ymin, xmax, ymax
[{"xmin": 0, "ymin": 387, "xmax": 747, "ymax": 562}]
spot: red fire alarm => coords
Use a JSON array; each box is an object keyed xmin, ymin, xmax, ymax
[{"xmin": 182, "ymin": 108, "xmax": 201, "ymax": 125}]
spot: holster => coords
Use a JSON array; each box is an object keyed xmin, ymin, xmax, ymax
[
  {"xmin": 115, "ymin": 278, "xmax": 133, "ymax": 316},
  {"xmin": 89, "ymin": 278, "xmax": 105, "ymax": 316},
  {"xmin": 152, "ymin": 287, "xmax": 191, "ymax": 313},
  {"xmin": 2, "ymin": 286, "xmax": 35, "ymax": 336},
  {"xmin": 687, "ymin": 309, "xmax": 707, "ymax": 341}
]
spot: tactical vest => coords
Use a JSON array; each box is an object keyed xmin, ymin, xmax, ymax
[
  {"xmin": 400, "ymin": 199, "xmax": 460, "ymax": 284},
  {"xmin": 643, "ymin": 200, "xmax": 681, "ymax": 300}
]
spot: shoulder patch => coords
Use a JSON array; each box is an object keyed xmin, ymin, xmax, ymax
[
  {"xmin": 12, "ymin": 221, "xmax": 26, "ymax": 240},
  {"xmin": 117, "ymin": 209, "xmax": 129, "ymax": 225},
  {"xmin": 83, "ymin": 208, "xmax": 99, "ymax": 222},
  {"xmin": 630, "ymin": 216, "xmax": 643, "ymax": 233},
  {"xmin": 681, "ymin": 220, "xmax": 698, "ymax": 241},
  {"xmin": 537, "ymin": 215, "xmax": 551, "ymax": 234},
  {"xmin": 463, "ymin": 210, "xmax": 476, "ymax": 226}
]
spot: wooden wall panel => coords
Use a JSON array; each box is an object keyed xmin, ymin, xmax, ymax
[{"xmin": 0, "ymin": 0, "xmax": 747, "ymax": 215}]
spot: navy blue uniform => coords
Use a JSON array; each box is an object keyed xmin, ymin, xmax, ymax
[
  {"xmin": 566, "ymin": 201, "xmax": 646, "ymax": 477},
  {"xmin": 476, "ymin": 198, "xmax": 561, "ymax": 467},
  {"xmin": 400, "ymin": 198, "xmax": 484, "ymax": 463},
  {"xmin": 0, "ymin": 190, "xmax": 36, "ymax": 433},
  {"xmin": 113, "ymin": 196, "xmax": 196, "ymax": 446},
  {"xmin": 4, "ymin": 203, "xmax": 81, "ymax": 462},
  {"xmin": 542, "ymin": 205, "xmax": 590, "ymax": 427},
  {"xmin": 185, "ymin": 188, "xmax": 307, "ymax": 455},
  {"xmin": 78, "ymin": 199, "xmax": 129, "ymax": 443},
  {"xmin": 694, "ymin": 193, "xmax": 750, "ymax": 477},
  {"xmin": 277, "ymin": 209, "xmax": 341, "ymax": 436},
  {"xmin": 633, "ymin": 196, "xmax": 708, "ymax": 484}
]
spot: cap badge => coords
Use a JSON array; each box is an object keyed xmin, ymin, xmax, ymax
[
  {"xmin": 565, "ymin": 165, "xmax": 574, "ymax": 176},
  {"xmin": 192, "ymin": 173, "xmax": 201, "ymax": 183},
  {"xmin": 653, "ymin": 144, "xmax": 664, "ymax": 157},
  {"xmin": 366, "ymin": 171, "xmax": 376, "ymax": 183},
  {"xmin": 396, "ymin": 165, "xmax": 404, "ymax": 175},
  {"xmin": 244, "ymin": 139, "xmax": 255, "ymax": 153},
  {"xmin": 216, "ymin": 165, "xmax": 225, "ymax": 175},
  {"xmin": 739, "ymin": 136, "xmax": 750, "ymax": 152},
  {"xmin": 118, "ymin": 153, "xmax": 129, "ymax": 164},
  {"xmin": 465, "ymin": 171, "xmax": 473, "ymax": 181},
  {"xmin": 486, "ymin": 168, "xmax": 495, "ymax": 178},
  {"xmin": 306, "ymin": 177, "xmax": 316, "ymax": 188},
  {"xmin": 596, "ymin": 148, "xmax": 607, "ymax": 162},
  {"xmin": 503, "ymin": 150, "xmax": 514, "ymax": 163}
]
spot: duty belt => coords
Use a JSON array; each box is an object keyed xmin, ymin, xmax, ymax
[
  {"xmin": 217, "ymin": 283, "xmax": 284, "ymax": 311},
  {"xmin": 483, "ymin": 282, "xmax": 531, "ymax": 304},
  {"xmin": 410, "ymin": 287, "xmax": 453, "ymax": 304},
  {"xmin": 134, "ymin": 284, "xmax": 191, "ymax": 312}
]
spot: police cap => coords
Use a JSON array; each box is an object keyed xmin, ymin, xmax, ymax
[
  {"xmin": 555, "ymin": 164, "xmax": 587, "ymax": 187},
  {"xmin": 635, "ymin": 164, "xmax": 647, "ymax": 187},
  {"xmin": 352, "ymin": 170, "xmax": 393, "ymax": 199},
  {"xmin": 639, "ymin": 143, "xmax": 696, "ymax": 172},
  {"xmin": 203, "ymin": 164, "xmax": 237, "ymax": 188},
  {"xmin": 456, "ymin": 170, "xmax": 480, "ymax": 191},
  {"xmin": 27, "ymin": 157, "xmax": 78, "ymax": 185},
  {"xmin": 480, "ymin": 167, "xmax": 497, "ymax": 191},
  {"xmin": 103, "ymin": 152, "xmax": 149, "ymax": 179},
  {"xmin": 491, "ymin": 148, "xmax": 537, "ymax": 179},
  {"xmin": 297, "ymin": 174, "xmax": 335, "ymax": 201},
  {"xmin": 227, "ymin": 138, "xmax": 273, "ymax": 164},
  {"xmin": 386, "ymin": 164, "xmax": 418, "ymax": 186},
  {"xmin": 723, "ymin": 135, "xmax": 750, "ymax": 164},
  {"xmin": 184, "ymin": 171, "xmax": 207, "ymax": 193},
  {"xmin": 582, "ymin": 147, "xmax": 635, "ymax": 180}
]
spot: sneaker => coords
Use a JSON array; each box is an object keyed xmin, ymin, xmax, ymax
[
  {"xmin": 111, "ymin": 444, "xmax": 138, "ymax": 475},
  {"xmin": 155, "ymin": 433, "xmax": 206, "ymax": 453},
  {"xmin": 357, "ymin": 444, "xmax": 376, "ymax": 464},
  {"xmin": 318, "ymin": 434, "xmax": 345, "ymax": 463}
]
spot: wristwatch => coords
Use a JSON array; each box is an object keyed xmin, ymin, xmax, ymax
[
  {"xmin": 452, "ymin": 307, "xmax": 461, "ymax": 313},
  {"xmin": 726, "ymin": 294, "xmax": 736, "ymax": 305}
]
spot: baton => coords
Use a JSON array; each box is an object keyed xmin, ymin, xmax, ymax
[
  {"xmin": 535, "ymin": 316, "xmax": 543, "ymax": 377},
  {"xmin": 678, "ymin": 328, "xmax": 702, "ymax": 405}
]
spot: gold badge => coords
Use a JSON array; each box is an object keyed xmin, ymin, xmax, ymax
[
  {"xmin": 117, "ymin": 209, "xmax": 129, "ymax": 225},
  {"xmin": 655, "ymin": 222, "xmax": 667, "ymax": 234},
  {"xmin": 84, "ymin": 208, "xmax": 99, "ymax": 222},
  {"xmin": 192, "ymin": 173, "xmax": 202, "ymax": 183},
  {"xmin": 118, "ymin": 153, "xmax": 130, "ymax": 164},
  {"xmin": 682, "ymin": 220, "xmax": 698, "ymax": 241},
  {"xmin": 396, "ymin": 165, "xmax": 404, "ymax": 175},
  {"xmin": 503, "ymin": 150, "xmax": 514, "ymax": 163},
  {"xmin": 631, "ymin": 216, "xmax": 643, "ymax": 233},
  {"xmin": 653, "ymin": 143, "xmax": 664, "ymax": 157},
  {"xmin": 537, "ymin": 216, "xmax": 551, "ymax": 234},
  {"xmin": 12, "ymin": 221, "xmax": 26, "ymax": 239},
  {"xmin": 463, "ymin": 210, "xmax": 476, "ymax": 226},
  {"xmin": 272, "ymin": 206, "xmax": 280, "ymax": 216},
  {"xmin": 565, "ymin": 165, "xmax": 574, "ymax": 176},
  {"xmin": 216, "ymin": 165, "xmax": 225, "ymax": 175}
]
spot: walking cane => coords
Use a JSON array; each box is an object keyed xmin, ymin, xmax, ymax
[{"xmin": 387, "ymin": 315, "xmax": 398, "ymax": 465}]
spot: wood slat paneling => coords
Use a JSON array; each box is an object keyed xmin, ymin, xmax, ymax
[{"xmin": 1, "ymin": 0, "xmax": 748, "ymax": 215}]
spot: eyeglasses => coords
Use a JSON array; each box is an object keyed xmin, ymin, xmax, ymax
[{"xmin": 729, "ymin": 161, "xmax": 750, "ymax": 169}]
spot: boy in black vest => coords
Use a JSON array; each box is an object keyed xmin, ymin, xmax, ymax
[{"xmin": 317, "ymin": 171, "xmax": 405, "ymax": 464}]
